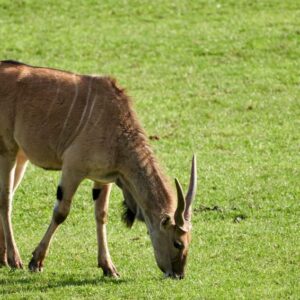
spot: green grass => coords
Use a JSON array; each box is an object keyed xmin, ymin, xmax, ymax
[{"xmin": 0, "ymin": 0, "xmax": 299, "ymax": 299}]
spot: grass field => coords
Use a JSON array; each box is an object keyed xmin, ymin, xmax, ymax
[{"xmin": 0, "ymin": 0, "xmax": 299, "ymax": 299}]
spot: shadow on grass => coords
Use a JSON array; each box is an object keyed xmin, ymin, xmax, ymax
[{"xmin": 0, "ymin": 272, "xmax": 130, "ymax": 295}]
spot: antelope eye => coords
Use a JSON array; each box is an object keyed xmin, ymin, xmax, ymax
[{"xmin": 173, "ymin": 241, "xmax": 183, "ymax": 249}]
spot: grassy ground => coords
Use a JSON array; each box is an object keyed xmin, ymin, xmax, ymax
[{"xmin": 0, "ymin": 0, "xmax": 299, "ymax": 299}]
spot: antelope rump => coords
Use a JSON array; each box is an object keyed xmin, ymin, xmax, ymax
[{"xmin": 0, "ymin": 60, "xmax": 197, "ymax": 279}]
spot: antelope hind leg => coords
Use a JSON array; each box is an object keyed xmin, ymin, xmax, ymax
[
  {"xmin": 0, "ymin": 151, "xmax": 28, "ymax": 267},
  {"xmin": 93, "ymin": 183, "xmax": 119, "ymax": 278},
  {"xmin": 13, "ymin": 150, "xmax": 28, "ymax": 193},
  {"xmin": 29, "ymin": 168, "xmax": 83, "ymax": 272},
  {"xmin": 0, "ymin": 220, "xmax": 7, "ymax": 267},
  {"xmin": 0, "ymin": 155, "xmax": 23, "ymax": 268}
]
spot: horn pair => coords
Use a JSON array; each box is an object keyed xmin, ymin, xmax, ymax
[{"xmin": 175, "ymin": 155, "xmax": 197, "ymax": 228}]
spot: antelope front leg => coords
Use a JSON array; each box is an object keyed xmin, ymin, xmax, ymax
[
  {"xmin": 29, "ymin": 169, "xmax": 83, "ymax": 272},
  {"xmin": 93, "ymin": 183, "xmax": 119, "ymax": 278}
]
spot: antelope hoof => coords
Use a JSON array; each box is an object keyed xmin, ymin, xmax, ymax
[
  {"xmin": 7, "ymin": 255, "xmax": 23, "ymax": 269},
  {"xmin": 0, "ymin": 250, "xmax": 7, "ymax": 268},
  {"xmin": 0, "ymin": 258, "xmax": 8, "ymax": 268},
  {"xmin": 28, "ymin": 258, "xmax": 44, "ymax": 272},
  {"xmin": 99, "ymin": 263, "xmax": 120, "ymax": 278}
]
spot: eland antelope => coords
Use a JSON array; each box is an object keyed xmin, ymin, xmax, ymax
[{"xmin": 0, "ymin": 60, "xmax": 197, "ymax": 279}]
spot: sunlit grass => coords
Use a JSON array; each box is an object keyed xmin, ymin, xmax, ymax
[{"xmin": 0, "ymin": 0, "xmax": 299, "ymax": 299}]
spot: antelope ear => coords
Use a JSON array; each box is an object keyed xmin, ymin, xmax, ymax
[
  {"xmin": 177, "ymin": 221, "xmax": 192, "ymax": 233},
  {"xmin": 160, "ymin": 214, "xmax": 173, "ymax": 230}
]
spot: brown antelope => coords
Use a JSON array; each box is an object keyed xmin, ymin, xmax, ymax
[{"xmin": 0, "ymin": 60, "xmax": 197, "ymax": 279}]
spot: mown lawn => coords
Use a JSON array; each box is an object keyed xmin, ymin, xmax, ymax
[{"xmin": 0, "ymin": 0, "xmax": 299, "ymax": 299}]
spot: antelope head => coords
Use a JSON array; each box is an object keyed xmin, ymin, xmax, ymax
[{"xmin": 150, "ymin": 155, "xmax": 197, "ymax": 279}]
